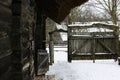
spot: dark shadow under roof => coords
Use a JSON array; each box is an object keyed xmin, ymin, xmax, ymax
[{"xmin": 37, "ymin": 0, "xmax": 88, "ymax": 23}]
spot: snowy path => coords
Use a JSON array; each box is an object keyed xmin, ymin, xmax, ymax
[{"xmin": 46, "ymin": 48, "xmax": 120, "ymax": 80}]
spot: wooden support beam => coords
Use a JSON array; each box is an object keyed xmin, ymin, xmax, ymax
[
  {"xmin": 34, "ymin": 8, "xmax": 48, "ymax": 75},
  {"xmin": 10, "ymin": 0, "xmax": 23, "ymax": 80},
  {"xmin": 92, "ymin": 36, "xmax": 96, "ymax": 63},
  {"xmin": 49, "ymin": 33, "xmax": 54, "ymax": 65},
  {"xmin": 68, "ymin": 27, "xmax": 72, "ymax": 62}
]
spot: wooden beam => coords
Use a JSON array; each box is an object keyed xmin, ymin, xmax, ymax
[
  {"xmin": 10, "ymin": 0, "xmax": 23, "ymax": 80},
  {"xmin": 49, "ymin": 29, "xmax": 67, "ymax": 35},
  {"xmin": 71, "ymin": 53, "xmax": 116, "ymax": 60}
]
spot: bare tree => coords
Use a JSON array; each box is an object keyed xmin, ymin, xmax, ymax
[
  {"xmin": 94, "ymin": 0, "xmax": 120, "ymax": 24},
  {"xmin": 68, "ymin": 2, "xmax": 107, "ymax": 23}
]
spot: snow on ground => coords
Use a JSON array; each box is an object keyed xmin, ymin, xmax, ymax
[{"xmin": 46, "ymin": 47, "xmax": 120, "ymax": 80}]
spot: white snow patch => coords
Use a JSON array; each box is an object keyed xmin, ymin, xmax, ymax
[{"xmin": 46, "ymin": 47, "xmax": 120, "ymax": 80}]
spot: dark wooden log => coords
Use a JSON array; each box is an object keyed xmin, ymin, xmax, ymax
[
  {"xmin": 0, "ymin": 20, "xmax": 11, "ymax": 80},
  {"xmin": 0, "ymin": 66, "xmax": 12, "ymax": 80},
  {"xmin": 0, "ymin": 0, "xmax": 12, "ymax": 6},
  {"xmin": 0, "ymin": 51, "xmax": 11, "ymax": 75},
  {"xmin": 10, "ymin": 0, "xmax": 36, "ymax": 80},
  {"xmin": 0, "ymin": 4, "xmax": 11, "ymax": 23}
]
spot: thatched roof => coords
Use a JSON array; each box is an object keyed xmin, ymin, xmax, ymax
[{"xmin": 37, "ymin": 0, "xmax": 88, "ymax": 23}]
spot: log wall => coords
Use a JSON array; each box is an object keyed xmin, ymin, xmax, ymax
[
  {"xmin": 0, "ymin": 0, "xmax": 12, "ymax": 80},
  {"xmin": 0, "ymin": 0, "xmax": 36, "ymax": 80}
]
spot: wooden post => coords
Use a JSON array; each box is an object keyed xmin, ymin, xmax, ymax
[
  {"xmin": 114, "ymin": 29, "xmax": 119, "ymax": 61},
  {"xmin": 11, "ymin": 0, "xmax": 37, "ymax": 80},
  {"xmin": 34, "ymin": 8, "xmax": 48, "ymax": 75},
  {"xmin": 49, "ymin": 33, "xmax": 54, "ymax": 65},
  {"xmin": 10, "ymin": 0, "xmax": 23, "ymax": 80},
  {"xmin": 92, "ymin": 33, "xmax": 95, "ymax": 63},
  {"xmin": 68, "ymin": 27, "xmax": 72, "ymax": 62},
  {"xmin": 118, "ymin": 57, "xmax": 120, "ymax": 65}
]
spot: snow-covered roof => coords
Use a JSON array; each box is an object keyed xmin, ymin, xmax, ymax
[
  {"xmin": 77, "ymin": 27, "xmax": 113, "ymax": 32},
  {"xmin": 68, "ymin": 22, "xmax": 118, "ymax": 27},
  {"xmin": 56, "ymin": 23, "xmax": 67, "ymax": 41},
  {"xmin": 68, "ymin": 22, "xmax": 119, "ymax": 33}
]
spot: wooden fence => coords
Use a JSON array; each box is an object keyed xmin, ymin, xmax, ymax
[{"xmin": 68, "ymin": 23, "xmax": 119, "ymax": 62}]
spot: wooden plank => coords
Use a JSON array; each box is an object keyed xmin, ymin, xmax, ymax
[
  {"xmin": 69, "ymin": 36, "xmax": 115, "ymax": 40},
  {"xmin": 71, "ymin": 53, "xmax": 116, "ymax": 60},
  {"xmin": 75, "ymin": 40, "xmax": 90, "ymax": 53},
  {"xmin": 97, "ymin": 39, "xmax": 115, "ymax": 54},
  {"xmin": 70, "ymin": 32, "xmax": 114, "ymax": 36},
  {"xmin": 69, "ymin": 36, "xmax": 92, "ymax": 40},
  {"xmin": 70, "ymin": 32, "xmax": 91, "ymax": 36}
]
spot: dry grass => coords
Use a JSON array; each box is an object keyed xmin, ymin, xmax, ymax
[{"xmin": 35, "ymin": 75, "xmax": 55, "ymax": 80}]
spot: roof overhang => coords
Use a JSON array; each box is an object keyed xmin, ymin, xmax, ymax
[{"xmin": 36, "ymin": 0, "xmax": 88, "ymax": 23}]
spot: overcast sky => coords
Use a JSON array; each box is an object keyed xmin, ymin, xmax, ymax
[{"xmin": 79, "ymin": 0, "xmax": 120, "ymax": 20}]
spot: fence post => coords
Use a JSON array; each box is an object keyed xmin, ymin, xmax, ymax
[
  {"xmin": 92, "ymin": 33, "xmax": 95, "ymax": 63},
  {"xmin": 49, "ymin": 33, "xmax": 54, "ymax": 65}
]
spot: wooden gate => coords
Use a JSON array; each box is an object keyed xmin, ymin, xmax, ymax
[{"xmin": 68, "ymin": 23, "xmax": 119, "ymax": 62}]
